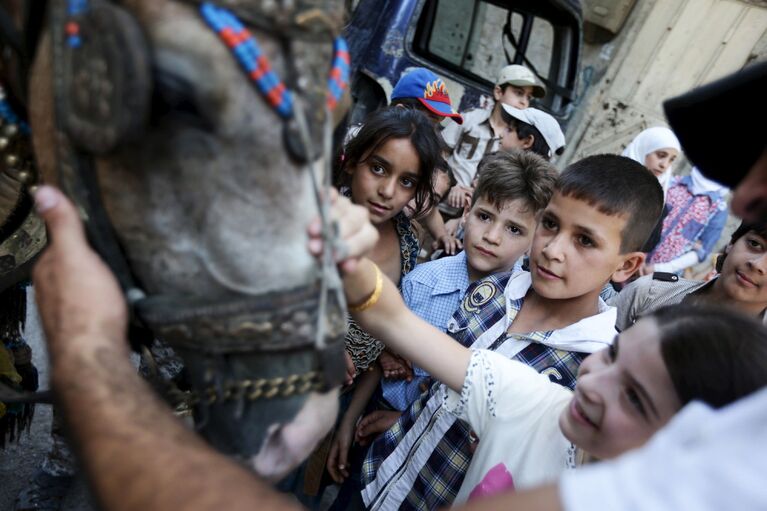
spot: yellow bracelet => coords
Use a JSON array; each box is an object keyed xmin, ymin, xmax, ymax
[{"xmin": 348, "ymin": 263, "xmax": 383, "ymax": 313}]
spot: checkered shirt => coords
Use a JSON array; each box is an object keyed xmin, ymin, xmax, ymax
[
  {"xmin": 382, "ymin": 252, "xmax": 471, "ymax": 410},
  {"xmin": 361, "ymin": 272, "xmax": 616, "ymax": 510}
]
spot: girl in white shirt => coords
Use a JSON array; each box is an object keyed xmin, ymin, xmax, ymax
[{"xmin": 329, "ymin": 254, "xmax": 767, "ymax": 504}]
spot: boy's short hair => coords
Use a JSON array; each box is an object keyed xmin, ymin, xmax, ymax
[
  {"xmin": 729, "ymin": 220, "xmax": 767, "ymax": 243},
  {"xmin": 471, "ymin": 149, "xmax": 558, "ymax": 214},
  {"xmin": 715, "ymin": 220, "xmax": 767, "ymax": 272},
  {"xmin": 557, "ymin": 154, "xmax": 664, "ymax": 253}
]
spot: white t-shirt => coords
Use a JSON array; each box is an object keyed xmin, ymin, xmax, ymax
[
  {"xmin": 560, "ymin": 386, "xmax": 767, "ymax": 511},
  {"xmin": 443, "ymin": 349, "xmax": 578, "ymax": 504}
]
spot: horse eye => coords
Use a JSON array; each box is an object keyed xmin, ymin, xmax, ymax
[{"xmin": 151, "ymin": 67, "xmax": 213, "ymax": 131}]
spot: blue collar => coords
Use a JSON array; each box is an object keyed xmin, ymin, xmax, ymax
[{"xmin": 430, "ymin": 251, "xmax": 471, "ymax": 296}]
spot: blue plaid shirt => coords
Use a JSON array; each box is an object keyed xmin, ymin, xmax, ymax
[
  {"xmin": 361, "ymin": 271, "xmax": 616, "ymax": 510},
  {"xmin": 382, "ymin": 252, "xmax": 472, "ymax": 411}
]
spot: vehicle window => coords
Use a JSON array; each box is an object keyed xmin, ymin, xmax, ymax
[
  {"xmin": 414, "ymin": 0, "xmax": 579, "ymax": 120},
  {"xmin": 424, "ymin": 0, "xmax": 553, "ymax": 82},
  {"xmin": 501, "ymin": 11, "xmax": 554, "ymax": 81}
]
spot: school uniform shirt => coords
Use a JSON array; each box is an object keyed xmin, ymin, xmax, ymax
[
  {"xmin": 383, "ymin": 252, "xmax": 472, "ymax": 411},
  {"xmin": 361, "ymin": 271, "xmax": 616, "ymax": 510},
  {"xmin": 442, "ymin": 108, "xmax": 503, "ymax": 187},
  {"xmin": 560, "ymin": 386, "xmax": 767, "ymax": 511},
  {"xmin": 445, "ymin": 349, "xmax": 578, "ymax": 504}
]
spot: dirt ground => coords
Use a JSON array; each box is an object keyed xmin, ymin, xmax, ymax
[{"xmin": 0, "ymin": 289, "xmax": 94, "ymax": 511}]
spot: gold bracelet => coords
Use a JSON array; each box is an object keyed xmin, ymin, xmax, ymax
[{"xmin": 348, "ymin": 263, "xmax": 383, "ymax": 313}]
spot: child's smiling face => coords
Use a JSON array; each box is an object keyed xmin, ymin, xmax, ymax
[
  {"xmin": 529, "ymin": 192, "xmax": 640, "ymax": 302},
  {"xmin": 718, "ymin": 230, "xmax": 767, "ymax": 305},
  {"xmin": 558, "ymin": 317, "xmax": 682, "ymax": 459},
  {"xmin": 349, "ymin": 137, "xmax": 421, "ymax": 224}
]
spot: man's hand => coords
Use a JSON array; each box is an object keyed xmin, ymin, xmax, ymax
[
  {"xmin": 307, "ymin": 188, "xmax": 379, "ymax": 274},
  {"xmin": 31, "ymin": 186, "xmax": 129, "ymax": 360}
]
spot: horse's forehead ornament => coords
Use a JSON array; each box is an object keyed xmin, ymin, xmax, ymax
[
  {"xmin": 0, "ymin": 89, "xmax": 44, "ymax": 292},
  {"xmin": 43, "ymin": 0, "xmax": 351, "ymax": 457}
]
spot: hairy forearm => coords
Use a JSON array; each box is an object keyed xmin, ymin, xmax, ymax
[
  {"xmin": 51, "ymin": 337, "xmax": 301, "ymax": 511},
  {"xmin": 344, "ymin": 259, "xmax": 470, "ymax": 391}
]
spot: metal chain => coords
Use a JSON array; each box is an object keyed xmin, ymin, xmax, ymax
[{"xmin": 189, "ymin": 371, "xmax": 323, "ymax": 405}]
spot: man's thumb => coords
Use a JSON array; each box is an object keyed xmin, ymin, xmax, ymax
[{"xmin": 33, "ymin": 185, "xmax": 87, "ymax": 247}]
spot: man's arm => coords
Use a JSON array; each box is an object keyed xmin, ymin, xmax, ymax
[{"xmin": 32, "ymin": 186, "xmax": 302, "ymax": 511}]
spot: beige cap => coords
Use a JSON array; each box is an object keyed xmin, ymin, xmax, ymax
[{"xmin": 496, "ymin": 65, "xmax": 546, "ymax": 98}]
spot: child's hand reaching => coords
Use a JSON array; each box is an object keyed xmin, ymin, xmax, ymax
[
  {"xmin": 444, "ymin": 217, "xmax": 463, "ymax": 238},
  {"xmin": 355, "ymin": 410, "xmax": 402, "ymax": 446},
  {"xmin": 432, "ymin": 234, "xmax": 462, "ymax": 256},
  {"xmin": 379, "ymin": 350, "xmax": 413, "ymax": 381},
  {"xmin": 447, "ymin": 185, "xmax": 472, "ymax": 209},
  {"xmin": 327, "ymin": 415, "xmax": 356, "ymax": 483},
  {"xmin": 307, "ymin": 188, "xmax": 378, "ymax": 274},
  {"xmin": 343, "ymin": 351, "xmax": 356, "ymax": 386}
]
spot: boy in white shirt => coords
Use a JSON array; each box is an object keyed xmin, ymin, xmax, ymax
[{"xmin": 442, "ymin": 65, "xmax": 548, "ymax": 212}]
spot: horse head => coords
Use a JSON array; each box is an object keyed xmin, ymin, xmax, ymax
[{"xmin": 24, "ymin": 0, "xmax": 349, "ymax": 478}]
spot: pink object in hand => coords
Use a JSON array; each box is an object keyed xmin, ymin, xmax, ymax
[{"xmin": 468, "ymin": 463, "xmax": 515, "ymax": 500}]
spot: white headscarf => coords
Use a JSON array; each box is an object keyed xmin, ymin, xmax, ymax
[
  {"xmin": 689, "ymin": 167, "xmax": 728, "ymax": 195},
  {"xmin": 622, "ymin": 126, "xmax": 681, "ymax": 198}
]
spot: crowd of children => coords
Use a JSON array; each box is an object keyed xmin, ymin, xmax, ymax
[{"xmin": 289, "ymin": 63, "xmax": 766, "ymax": 510}]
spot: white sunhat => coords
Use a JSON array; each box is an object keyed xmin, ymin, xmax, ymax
[
  {"xmin": 501, "ymin": 103, "xmax": 566, "ymax": 157},
  {"xmin": 496, "ymin": 65, "xmax": 546, "ymax": 98}
]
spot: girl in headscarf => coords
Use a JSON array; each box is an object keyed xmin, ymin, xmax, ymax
[
  {"xmin": 622, "ymin": 126, "xmax": 681, "ymax": 198},
  {"xmin": 621, "ymin": 126, "xmax": 681, "ymax": 257}
]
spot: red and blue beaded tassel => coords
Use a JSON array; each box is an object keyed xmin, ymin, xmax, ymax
[
  {"xmin": 327, "ymin": 38, "xmax": 350, "ymax": 111},
  {"xmin": 65, "ymin": 0, "xmax": 88, "ymax": 48},
  {"xmin": 199, "ymin": 2, "xmax": 349, "ymax": 119}
]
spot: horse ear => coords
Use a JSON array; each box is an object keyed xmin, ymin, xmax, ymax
[{"xmin": 53, "ymin": 0, "xmax": 152, "ymax": 154}]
